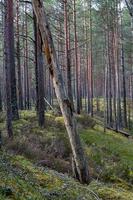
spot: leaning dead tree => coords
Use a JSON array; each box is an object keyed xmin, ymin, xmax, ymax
[{"xmin": 32, "ymin": 0, "xmax": 90, "ymax": 184}]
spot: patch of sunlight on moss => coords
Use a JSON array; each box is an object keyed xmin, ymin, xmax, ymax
[
  {"xmin": 54, "ymin": 117, "xmax": 65, "ymax": 129},
  {"xmin": 82, "ymin": 125, "xmax": 133, "ymax": 160},
  {"xmin": 10, "ymin": 155, "xmax": 63, "ymax": 189},
  {"xmin": 20, "ymin": 110, "xmax": 36, "ymax": 120},
  {"xmin": 13, "ymin": 119, "xmax": 29, "ymax": 130},
  {"xmin": 97, "ymin": 186, "xmax": 133, "ymax": 200},
  {"xmin": 45, "ymin": 112, "xmax": 55, "ymax": 118},
  {"xmin": 90, "ymin": 181, "xmax": 133, "ymax": 200},
  {"xmin": 55, "ymin": 117, "xmax": 64, "ymax": 124}
]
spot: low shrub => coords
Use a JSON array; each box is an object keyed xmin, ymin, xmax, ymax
[{"xmin": 77, "ymin": 114, "xmax": 96, "ymax": 129}]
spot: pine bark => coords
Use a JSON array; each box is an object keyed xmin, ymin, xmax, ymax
[
  {"xmin": 16, "ymin": 0, "xmax": 23, "ymax": 110},
  {"xmin": 4, "ymin": 0, "xmax": 13, "ymax": 137},
  {"xmin": 5, "ymin": 0, "xmax": 19, "ymax": 120},
  {"xmin": 73, "ymin": 0, "xmax": 80, "ymax": 114},
  {"xmin": 34, "ymin": 15, "xmax": 45, "ymax": 127},
  {"xmin": 64, "ymin": 0, "xmax": 73, "ymax": 106}
]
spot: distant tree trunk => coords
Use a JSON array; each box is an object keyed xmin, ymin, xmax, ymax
[
  {"xmin": 110, "ymin": 30, "xmax": 117, "ymax": 129},
  {"xmin": 78, "ymin": 48, "xmax": 82, "ymax": 111},
  {"xmin": 16, "ymin": 0, "xmax": 23, "ymax": 110},
  {"xmin": 125, "ymin": 0, "xmax": 133, "ymax": 126},
  {"xmin": 64, "ymin": 0, "xmax": 73, "ymax": 106},
  {"xmin": 34, "ymin": 13, "xmax": 39, "ymax": 112},
  {"xmin": 89, "ymin": 0, "xmax": 93, "ymax": 117},
  {"xmin": 0, "ymin": 82, "xmax": 2, "ymax": 112},
  {"xmin": 105, "ymin": 1, "xmax": 113, "ymax": 127},
  {"xmin": 120, "ymin": 7, "xmax": 127, "ymax": 128},
  {"xmin": 32, "ymin": 0, "xmax": 90, "ymax": 184},
  {"xmin": 114, "ymin": 2, "xmax": 122, "ymax": 130},
  {"xmin": 121, "ymin": 44, "xmax": 127, "ymax": 127},
  {"xmin": 104, "ymin": 41, "xmax": 108, "ymax": 132},
  {"xmin": 128, "ymin": 75, "xmax": 132, "ymax": 129},
  {"xmin": 107, "ymin": 30, "xmax": 113, "ymax": 127},
  {"xmin": 86, "ymin": 34, "xmax": 91, "ymax": 114},
  {"xmin": 83, "ymin": 11, "xmax": 87, "ymax": 112},
  {"xmin": 73, "ymin": 0, "xmax": 80, "ymax": 114},
  {"xmin": 24, "ymin": 4, "xmax": 30, "ymax": 110},
  {"xmin": 5, "ymin": 0, "xmax": 19, "ymax": 120},
  {"xmin": 21, "ymin": 4, "xmax": 26, "ymax": 109},
  {"xmin": 4, "ymin": 0, "xmax": 13, "ymax": 137}
]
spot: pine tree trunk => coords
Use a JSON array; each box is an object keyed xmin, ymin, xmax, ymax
[
  {"xmin": 4, "ymin": 0, "xmax": 13, "ymax": 137},
  {"xmin": 5, "ymin": 0, "xmax": 19, "ymax": 120},
  {"xmin": 16, "ymin": 0, "xmax": 23, "ymax": 110},
  {"xmin": 0, "ymin": 82, "xmax": 2, "ymax": 112},
  {"xmin": 73, "ymin": 0, "xmax": 80, "ymax": 114},
  {"xmin": 64, "ymin": 0, "xmax": 73, "ymax": 106}
]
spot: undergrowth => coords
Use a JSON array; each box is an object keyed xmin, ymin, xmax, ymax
[{"xmin": 0, "ymin": 110, "xmax": 133, "ymax": 199}]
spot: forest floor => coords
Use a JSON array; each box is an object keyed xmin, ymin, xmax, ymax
[{"xmin": 0, "ymin": 111, "xmax": 133, "ymax": 200}]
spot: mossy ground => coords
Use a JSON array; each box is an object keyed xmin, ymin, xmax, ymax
[
  {"xmin": 0, "ymin": 110, "xmax": 133, "ymax": 199},
  {"xmin": 81, "ymin": 125, "xmax": 133, "ymax": 183}
]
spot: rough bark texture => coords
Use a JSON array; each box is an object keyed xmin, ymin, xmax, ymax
[
  {"xmin": 6, "ymin": 0, "xmax": 19, "ymax": 120},
  {"xmin": 73, "ymin": 0, "xmax": 80, "ymax": 114},
  {"xmin": 32, "ymin": 0, "xmax": 90, "ymax": 184},
  {"xmin": 16, "ymin": 0, "xmax": 23, "ymax": 110},
  {"xmin": 34, "ymin": 13, "xmax": 39, "ymax": 113},
  {"xmin": 0, "ymin": 82, "xmax": 2, "ymax": 112},
  {"xmin": 64, "ymin": 0, "xmax": 73, "ymax": 106},
  {"xmin": 34, "ymin": 13, "xmax": 45, "ymax": 127},
  {"xmin": 37, "ymin": 30, "xmax": 45, "ymax": 127},
  {"xmin": 4, "ymin": 0, "xmax": 13, "ymax": 137}
]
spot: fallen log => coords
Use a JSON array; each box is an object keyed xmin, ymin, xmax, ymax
[
  {"xmin": 106, "ymin": 126, "xmax": 131, "ymax": 137},
  {"xmin": 94, "ymin": 116, "xmax": 131, "ymax": 138}
]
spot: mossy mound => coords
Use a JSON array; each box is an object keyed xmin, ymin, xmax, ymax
[
  {"xmin": 0, "ymin": 153, "xmax": 97, "ymax": 200},
  {"xmin": 0, "ymin": 153, "xmax": 133, "ymax": 200}
]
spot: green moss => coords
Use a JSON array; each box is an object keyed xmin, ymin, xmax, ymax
[
  {"xmin": 1, "ymin": 111, "xmax": 133, "ymax": 199},
  {"xmin": 0, "ymin": 153, "xmax": 97, "ymax": 200},
  {"xmin": 20, "ymin": 110, "xmax": 36, "ymax": 120},
  {"xmin": 97, "ymin": 186, "xmax": 133, "ymax": 200},
  {"xmin": 54, "ymin": 117, "xmax": 65, "ymax": 130},
  {"xmin": 89, "ymin": 181, "xmax": 133, "ymax": 200},
  {"xmin": 0, "ymin": 152, "xmax": 133, "ymax": 200},
  {"xmin": 13, "ymin": 119, "xmax": 29, "ymax": 133},
  {"xmin": 81, "ymin": 125, "xmax": 133, "ymax": 183}
]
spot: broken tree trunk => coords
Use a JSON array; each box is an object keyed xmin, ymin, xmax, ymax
[{"xmin": 32, "ymin": 0, "xmax": 89, "ymax": 184}]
